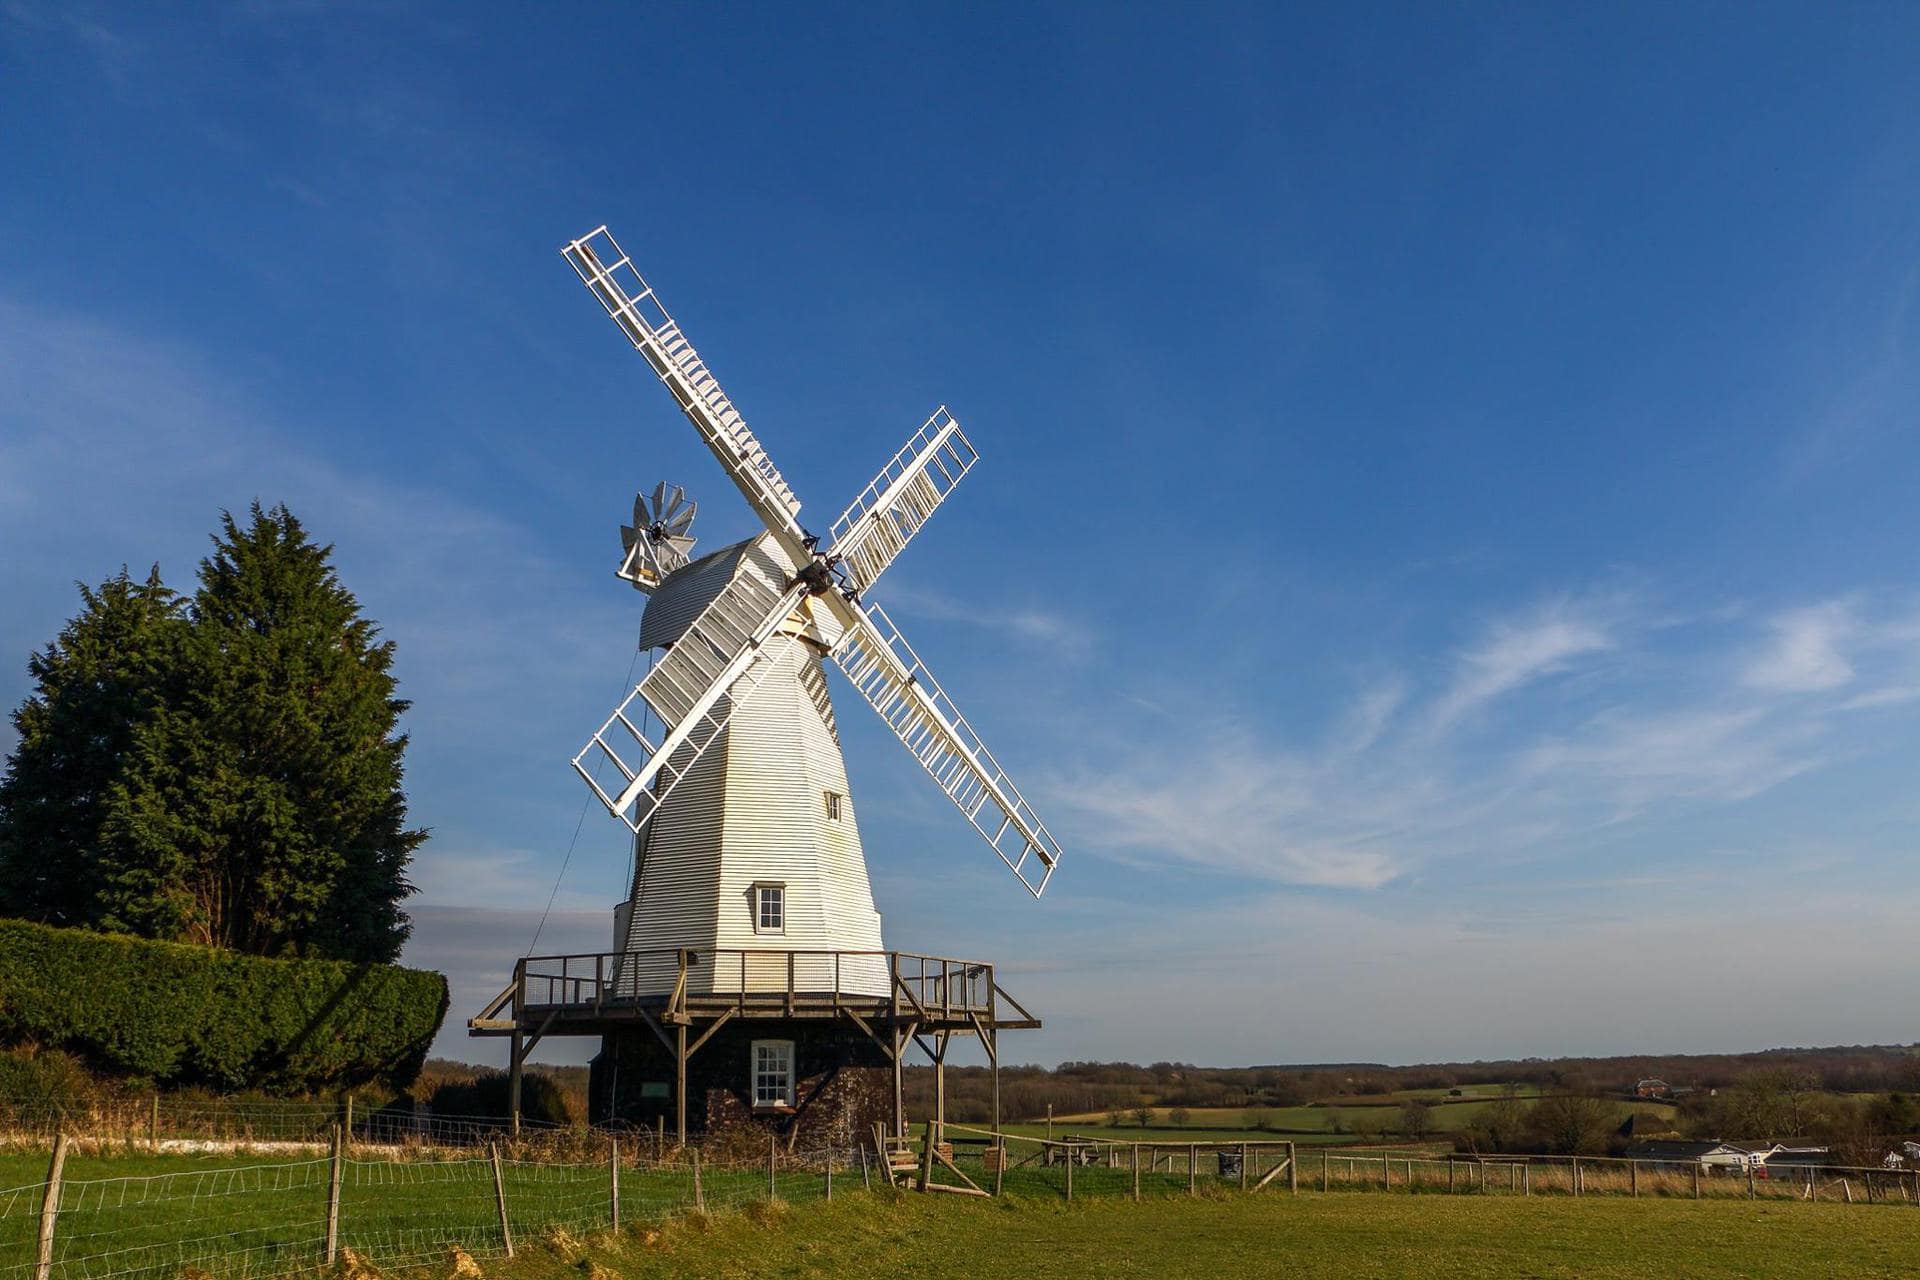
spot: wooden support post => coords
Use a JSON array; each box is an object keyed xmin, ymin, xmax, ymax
[
  {"xmin": 1747, "ymin": 1163, "xmax": 1755, "ymax": 1199},
  {"xmin": 993, "ymin": 1141, "xmax": 1004, "ymax": 1198},
  {"xmin": 325, "ymin": 1125, "xmax": 344, "ymax": 1265},
  {"xmin": 1064, "ymin": 1143, "xmax": 1074, "ymax": 1202},
  {"xmin": 769, "ymin": 1133, "xmax": 779, "ymax": 1201},
  {"xmin": 1382, "ymin": 1153, "xmax": 1389, "ymax": 1191},
  {"xmin": 1630, "ymin": 1159, "xmax": 1638, "ymax": 1198},
  {"xmin": 1692, "ymin": 1163, "xmax": 1701, "ymax": 1199},
  {"xmin": 1321, "ymin": 1147, "xmax": 1329, "ymax": 1192},
  {"xmin": 489, "ymin": 1142, "xmax": 514, "ymax": 1258},
  {"xmin": 656, "ymin": 1114, "xmax": 664, "ymax": 1158},
  {"xmin": 675, "ymin": 1023, "xmax": 689, "ymax": 1149},
  {"xmin": 36, "ymin": 1133, "xmax": 68, "ymax": 1280},
  {"xmin": 1572, "ymin": 1157, "xmax": 1581, "ymax": 1197},
  {"xmin": 1047, "ymin": 1103, "xmax": 1054, "ymax": 1143},
  {"xmin": 862, "ymin": 1146, "xmax": 872, "ymax": 1192},
  {"xmin": 933, "ymin": 1031, "xmax": 949, "ymax": 1147},
  {"xmin": 1448, "ymin": 1157, "xmax": 1456, "ymax": 1194},
  {"xmin": 149, "ymin": 1094, "xmax": 160, "ymax": 1151},
  {"xmin": 343, "ymin": 1095, "xmax": 354, "ymax": 1145},
  {"xmin": 1523, "ymin": 1162, "xmax": 1531, "ymax": 1196},
  {"xmin": 1132, "ymin": 1144, "xmax": 1141, "ymax": 1201},
  {"xmin": 692, "ymin": 1148, "xmax": 705, "ymax": 1211},
  {"xmin": 1289, "ymin": 1142, "xmax": 1298, "ymax": 1195},
  {"xmin": 919, "ymin": 1122, "xmax": 934, "ymax": 1194},
  {"xmin": 825, "ymin": 1147, "xmax": 833, "ymax": 1202},
  {"xmin": 1189, "ymin": 1144, "xmax": 1198, "ymax": 1196},
  {"xmin": 610, "ymin": 1137, "xmax": 620, "ymax": 1231},
  {"xmin": 508, "ymin": 1027, "xmax": 523, "ymax": 1139},
  {"xmin": 1241, "ymin": 1143, "xmax": 1250, "ymax": 1193}
]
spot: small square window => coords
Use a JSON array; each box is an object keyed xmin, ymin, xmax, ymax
[
  {"xmin": 754, "ymin": 884, "xmax": 784, "ymax": 933},
  {"xmin": 824, "ymin": 791, "xmax": 843, "ymax": 821},
  {"xmin": 753, "ymin": 1039, "xmax": 794, "ymax": 1108}
]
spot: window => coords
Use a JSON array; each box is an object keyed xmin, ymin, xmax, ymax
[
  {"xmin": 824, "ymin": 790, "xmax": 843, "ymax": 821},
  {"xmin": 754, "ymin": 883, "xmax": 784, "ymax": 933},
  {"xmin": 752, "ymin": 1040, "xmax": 794, "ymax": 1108}
]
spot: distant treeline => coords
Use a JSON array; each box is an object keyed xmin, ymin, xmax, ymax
[{"xmin": 903, "ymin": 1044, "xmax": 1920, "ymax": 1124}]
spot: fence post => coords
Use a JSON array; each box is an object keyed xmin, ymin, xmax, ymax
[
  {"xmin": 325, "ymin": 1124, "xmax": 344, "ymax": 1265},
  {"xmin": 1523, "ymin": 1161, "xmax": 1531, "ymax": 1196},
  {"xmin": 1692, "ymin": 1163, "xmax": 1701, "ymax": 1199},
  {"xmin": 1131, "ymin": 1143, "xmax": 1141, "ymax": 1200},
  {"xmin": 1289, "ymin": 1142, "xmax": 1298, "ymax": 1195},
  {"xmin": 769, "ymin": 1133, "xmax": 778, "ymax": 1202},
  {"xmin": 1381, "ymin": 1153, "xmax": 1389, "ymax": 1191},
  {"xmin": 35, "ymin": 1133, "xmax": 67, "ymax": 1280},
  {"xmin": 1746, "ymin": 1163, "xmax": 1755, "ymax": 1200},
  {"xmin": 825, "ymin": 1145, "xmax": 833, "ymax": 1202},
  {"xmin": 993, "ymin": 1135, "xmax": 1004, "ymax": 1198},
  {"xmin": 1064, "ymin": 1144, "xmax": 1074, "ymax": 1202},
  {"xmin": 1322, "ymin": 1147, "xmax": 1329, "ymax": 1192},
  {"xmin": 1630, "ymin": 1159, "xmax": 1638, "ymax": 1198},
  {"xmin": 1240, "ymin": 1143, "xmax": 1250, "ymax": 1192},
  {"xmin": 490, "ymin": 1142, "xmax": 514, "ymax": 1258},
  {"xmin": 610, "ymin": 1137, "xmax": 621, "ymax": 1231},
  {"xmin": 1188, "ymin": 1144, "xmax": 1197, "ymax": 1196},
  {"xmin": 149, "ymin": 1094, "xmax": 160, "ymax": 1151},
  {"xmin": 1572, "ymin": 1157, "xmax": 1580, "ymax": 1197},
  {"xmin": 343, "ymin": 1095, "xmax": 354, "ymax": 1146},
  {"xmin": 692, "ymin": 1147, "xmax": 705, "ymax": 1212}
]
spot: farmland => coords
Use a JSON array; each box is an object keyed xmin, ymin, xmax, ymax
[{"xmin": 439, "ymin": 1191, "xmax": 1915, "ymax": 1280}]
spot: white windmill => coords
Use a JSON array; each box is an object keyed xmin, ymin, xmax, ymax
[{"xmin": 473, "ymin": 227, "xmax": 1059, "ymax": 1148}]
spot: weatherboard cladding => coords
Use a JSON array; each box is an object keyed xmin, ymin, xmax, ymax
[{"xmin": 616, "ymin": 543, "xmax": 886, "ymax": 999}]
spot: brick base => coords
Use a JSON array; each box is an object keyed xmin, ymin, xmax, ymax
[{"xmin": 589, "ymin": 1019, "xmax": 891, "ymax": 1147}]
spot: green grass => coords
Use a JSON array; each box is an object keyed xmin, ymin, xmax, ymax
[
  {"xmin": 1034, "ymin": 1093, "xmax": 1676, "ymax": 1142},
  {"xmin": 487, "ymin": 1191, "xmax": 1920, "ymax": 1280}
]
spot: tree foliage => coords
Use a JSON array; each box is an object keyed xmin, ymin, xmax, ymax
[{"xmin": 0, "ymin": 504, "xmax": 423, "ymax": 962}]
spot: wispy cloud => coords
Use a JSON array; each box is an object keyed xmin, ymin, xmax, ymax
[
  {"xmin": 1743, "ymin": 600, "xmax": 1857, "ymax": 692},
  {"xmin": 1426, "ymin": 596, "xmax": 1618, "ymax": 731},
  {"xmin": 1049, "ymin": 588, "xmax": 1920, "ymax": 894}
]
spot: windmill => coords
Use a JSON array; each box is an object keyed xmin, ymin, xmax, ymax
[{"xmin": 471, "ymin": 227, "xmax": 1058, "ymax": 1150}]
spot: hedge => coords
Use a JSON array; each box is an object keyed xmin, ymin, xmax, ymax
[{"xmin": 0, "ymin": 918, "xmax": 448, "ymax": 1092}]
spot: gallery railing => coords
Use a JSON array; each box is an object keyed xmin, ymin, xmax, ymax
[{"xmin": 474, "ymin": 948, "xmax": 1033, "ymax": 1027}]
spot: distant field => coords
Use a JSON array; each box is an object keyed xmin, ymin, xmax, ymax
[
  {"xmin": 1032, "ymin": 1091, "xmax": 1675, "ymax": 1141},
  {"xmin": 488, "ymin": 1190, "xmax": 1920, "ymax": 1280}
]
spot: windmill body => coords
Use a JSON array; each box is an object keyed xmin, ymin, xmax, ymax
[
  {"xmin": 471, "ymin": 226, "xmax": 1064, "ymax": 1147},
  {"xmin": 614, "ymin": 533, "xmax": 889, "ymax": 1001}
]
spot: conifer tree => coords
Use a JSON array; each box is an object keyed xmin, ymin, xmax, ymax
[
  {"xmin": 0, "ymin": 504, "xmax": 424, "ymax": 962},
  {"xmin": 0, "ymin": 568, "xmax": 185, "ymax": 924}
]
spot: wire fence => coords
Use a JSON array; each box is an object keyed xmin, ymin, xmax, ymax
[
  {"xmin": 0, "ymin": 1132, "xmax": 870, "ymax": 1280},
  {"xmin": 9, "ymin": 1113, "xmax": 1920, "ymax": 1280},
  {"xmin": 939, "ymin": 1125, "xmax": 1920, "ymax": 1208}
]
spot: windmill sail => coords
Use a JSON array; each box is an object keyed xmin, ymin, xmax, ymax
[
  {"xmin": 826, "ymin": 407, "xmax": 978, "ymax": 596},
  {"xmin": 563, "ymin": 227, "xmax": 806, "ymax": 542},
  {"xmin": 575, "ymin": 566, "xmax": 810, "ymax": 832},
  {"xmin": 831, "ymin": 601, "xmax": 1061, "ymax": 896}
]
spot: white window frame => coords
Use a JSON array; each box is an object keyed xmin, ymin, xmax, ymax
[
  {"xmin": 752, "ymin": 1039, "xmax": 795, "ymax": 1109},
  {"xmin": 752, "ymin": 882, "xmax": 785, "ymax": 934},
  {"xmin": 824, "ymin": 790, "xmax": 843, "ymax": 821}
]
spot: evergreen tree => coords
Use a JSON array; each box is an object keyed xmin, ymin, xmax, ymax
[
  {"xmin": 0, "ymin": 568, "xmax": 186, "ymax": 924},
  {"xmin": 1, "ymin": 504, "xmax": 424, "ymax": 962}
]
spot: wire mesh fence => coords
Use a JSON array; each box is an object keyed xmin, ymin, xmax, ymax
[
  {"xmin": 0, "ymin": 1131, "xmax": 872, "ymax": 1280},
  {"xmin": 8, "ymin": 1114, "xmax": 1920, "ymax": 1280}
]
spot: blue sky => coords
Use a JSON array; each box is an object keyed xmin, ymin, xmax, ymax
[{"xmin": 3, "ymin": 3, "xmax": 1919, "ymax": 1070}]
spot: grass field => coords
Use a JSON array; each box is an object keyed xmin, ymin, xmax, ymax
[
  {"xmin": 1022, "ymin": 1092, "xmax": 1675, "ymax": 1143},
  {"xmin": 7, "ymin": 1145, "xmax": 1917, "ymax": 1279},
  {"xmin": 485, "ymin": 1191, "xmax": 1920, "ymax": 1280}
]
